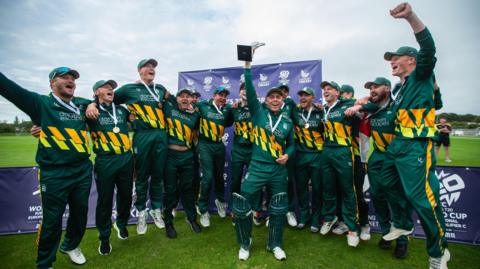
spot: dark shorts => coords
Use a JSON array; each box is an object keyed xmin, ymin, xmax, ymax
[{"xmin": 436, "ymin": 135, "xmax": 450, "ymax": 147}]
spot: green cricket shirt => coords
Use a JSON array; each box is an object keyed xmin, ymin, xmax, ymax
[
  {"xmin": 291, "ymin": 105, "xmax": 324, "ymax": 152},
  {"xmin": 195, "ymin": 99, "xmax": 233, "ymax": 143},
  {"xmin": 164, "ymin": 96, "xmax": 200, "ymax": 149},
  {"xmin": 232, "ymin": 103, "xmax": 253, "ymax": 145},
  {"xmin": 244, "ymin": 68, "xmax": 295, "ymax": 163},
  {"xmin": 0, "ymin": 73, "xmax": 91, "ymax": 166},
  {"xmin": 323, "ymin": 98, "xmax": 355, "ymax": 147}
]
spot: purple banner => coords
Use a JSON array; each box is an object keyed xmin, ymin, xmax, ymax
[{"xmin": 0, "ymin": 165, "xmax": 479, "ymax": 245}]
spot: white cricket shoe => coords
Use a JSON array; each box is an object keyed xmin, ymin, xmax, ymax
[
  {"xmin": 310, "ymin": 226, "xmax": 319, "ymax": 233},
  {"xmin": 238, "ymin": 247, "xmax": 250, "ymax": 261},
  {"xmin": 272, "ymin": 247, "xmax": 286, "ymax": 261},
  {"xmin": 62, "ymin": 247, "xmax": 86, "ymax": 265},
  {"xmin": 320, "ymin": 216, "xmax": 338, "ymax": 235},
  {"xmin": 172, "ymin": 208, "xmax": 177, "ymax": 218},
  {"xmin": 200, "ymin": 212, "xmax": 210, "ymax": 227},
  {"xmin": 286, "ymin": 212, "xmax": 297, "ymax": 227},
  {"xmin": 347, "ymin": 231, "xmax": 360, "ymax": 247},
  {"xmin": 332, "ymin": 221, "xmax": 349, "ymax": 235},
  {"xmin": 360, "ymin": 225, "xmax": 371, "ymax": 241},
  {"xmin": 136, "ymin": 209, "xmax": 148, "ymax": 235},
  {"xmin": 149, "ymin": 209, "xmax": 165, "ymax": 229},
  {"xmin": 265, "ymin": 217, "xmax": 269, "ymax": 227},
  {"xmin": 429, "ymin": 249, "xmax": 450, "ymax": 269},
  {"xmin": 383, "ymin": 225, "xmax": 413, "ymax": 241},
  {"xmin": 215, "ymin": 199, "xmax": 226, "ymax": 218}
]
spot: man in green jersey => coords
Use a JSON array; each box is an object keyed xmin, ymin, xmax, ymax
[
  {"xmin": 196, "ymin": 86, "xmax": 234, "ymax": 227},
  {"xmin": 163, "ymin": 88, "xmax": 202, "ymax": 238},
  {"xmin": 233, "ymin": 52, "xmax": 294, "ymax": 261},
  {"xmin": 332, "ymin": 85, "xmax": 370, "ymax": 241},
  {"xmin": 291, "ymin": 87, "xmax": 324, "ymax": 232},
  {"xmin": 370, "ymin": 3, "xmax": 449, "ymax": 268},
  {"xmin": 87, "ymin": 59, "xmax": 169, "ymax": 235},
  {"xmin": 1, "ymin": 67, "xmax": 92, "ymax": 268},
  {"xmin": 319, "ymin": 81, "xmax": 360, "ymax": 247}
]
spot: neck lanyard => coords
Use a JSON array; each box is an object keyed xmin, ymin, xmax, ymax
[
  {"xmin": 267, "ymin": 112, "xmax": 283, "ymax": 134},
  {"xmin": 140, "ymin": 80, "xmax": 159, "ymax": 102},
  {"xmin": 391, "ymin": 81, "xmax": 406, "ymax": 101},
  {"xmin": 52, "ymin": 94, "xmax": 80, "ymax": 115},
  {"xmin": 212, "ymin": 101, "xmax": 223, "ymax": 115},
  {"xmin": 99, "ymin": 103, "xmax": 118, "ymax": 126},
  {"xmin": 301, "ymin": 106, "xmax": 313, "ymax": 127},
  {"xmin": 324, "ymin": 100, "xmax": 339, "ymax": 122}
]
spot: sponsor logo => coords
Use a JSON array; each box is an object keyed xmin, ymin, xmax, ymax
[
  {"xmin": 239, "ymin": 74, "xmax": 245, "ymax": 83},
  {"xmin": 187, "ymin": 79, "xmax": 194, "ymax": 86},
  {"xmin": 299, "ymin": 69, "xmax": 312, "ymax": 84},
  {"xmin": 258, "ymin": 73, "xmax": 270, "ymax": 87},
  {"xmin": 438, "ymin": 170, "xmax": 465, "ymax": 207},
  {"xmin": 278, "ymin": 70, "xmax": 290, "ymax": 85},
  {"xmin": 203, "ymin": 76, "xmax": 213, "ymax": 91},
  {"xmin": 221, "ymin": 76, "xmax": 231, "ymax": 89},
  {"xmin": 222, "ymin": 133, "xmax": 229, "ymax": 146}
]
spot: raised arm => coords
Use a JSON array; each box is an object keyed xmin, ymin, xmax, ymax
[
  {"xmin": 0, "ymin": 72, "xmax": 41, "ymax": 122},
  {"xmin": 244, "ymin": 67, "xmax": 260, "ymax": 113}
]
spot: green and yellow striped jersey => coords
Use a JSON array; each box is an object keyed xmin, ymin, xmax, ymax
[
  {"xmin": 164, "ymin": 96, "xmax": 200, "ymax": 149},
  {"xmin": 0, "ymin": 73, "xmax": 91, "ymax": 166},
  {"xmin": 367, "ymin": 100, "xmax": 396, "ymax": 153},
  {"xmin": 114, "ymin": 82, "xmax": 167, "ymax": 131},
  {"xmin": 232, "ymin": 103, "xmax": 253, "ymax": 145},
  {"xmin": 291, "ymin": 105, "xmax": 324, "ymax": 152},
  {"xmin": 196, "ymin": 99, "xmax": 233, "ymax": 143},
  {"xmin": 323, "ymin": 98, "xmax": 355, "ymax": 147},
  {"xmin": 88, "ymin": 103, "xmax": 131, "ymax": 155},
  {"xmin": 244, "ymin": 68, "xmax": 295, "ymax": 163}
]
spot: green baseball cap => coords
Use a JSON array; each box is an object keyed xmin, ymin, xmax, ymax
[
  {"xmin": 277, "ymin": 83, "xmax": 289, "ymax": 92},
  {"xmin": 48, "ymin": 67, "xmax": 79, "ymax": 80},
  {"xmin": 297, "ymin": 87, "xmax": 315, "ymax": 96},
  {"xmin": 176, "ymin": 88, "xmax": 192, "ymax": 97},
  {"xmin": 92, "ymin": 80, "xmax": 118, "ymax": 92},
  {"xmin": 364, "ymin": 77, "xmax": 391, "ymax": 89},
  {"xmin": 320, "ymin": 81, "xmax": 340, "ymax": 91},
  {"xmin": 266, "ymin": 86, "xmax": 283, "ymax": 97},
  {"xmin": 214, "ymin": 86, "xmax": 230, "ymax": 95},
  {"xmin": 340, "ymin": 84, "xmax": 355, "ymax": 95},
  {"xmin": 384, "ymin": 46, "xmax": 418, "ymax": 61},
  {"xmin": 137, "ymin": 58, "xmax": 158, "ymax": 70}
]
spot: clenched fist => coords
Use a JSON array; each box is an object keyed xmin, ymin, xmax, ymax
[{"xmin": 390, "ymin": 2, "xmax": 413, "ymax": 19}]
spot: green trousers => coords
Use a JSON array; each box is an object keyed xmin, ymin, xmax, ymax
[
  {"xmin": 197, "ymin": 140, "xmax": 226, "ymax": 214},
  {"xmin": 132, "ymin": 129, "xmax": 167, "ymax": 211},
  {"xmin": 164, "ymin": 149, "xmax": 196, "ymax": 224},
  {"xmin": 368, "ymin": 150, "xmax": 409, "ymax": 245},
  {"xmin": 94, "ymin": 152, "xmax": 133, "ymax": 242},
  {"xmin": 294, "ymin": 151, "xmax": 323, "ymax": 226},
  {"xmin": 287, "ymin": 157, "xmax": 296, "ymax": 211},
  {"xmin": 36, "ymin": 160, "xmax": 92, "ymax": 269},
  {"xmin": 192, "ymin": 145, "xmax": 200, "ymax": 200},
  {"xmin": 383, "ymin": 138, "xmax": 447, "ymax": 258},
  {"xmin": 321, "ymin": 146, "xmax": 358, "ymax": 231}
]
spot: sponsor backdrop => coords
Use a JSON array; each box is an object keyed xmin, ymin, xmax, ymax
[{"xmin": 0, "ymin": 166, "xmax": 478, "ymax": 245}]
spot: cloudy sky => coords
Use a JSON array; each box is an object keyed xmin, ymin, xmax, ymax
[{"xmin": 0, "ymin": 0, "xmax": 478, "ymax": 122}]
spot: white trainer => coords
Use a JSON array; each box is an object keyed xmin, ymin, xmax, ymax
[
  {"xmin": 62, "ymin": 247, "xmax": 86, "ymax": 265},
  {"xmin": 347, "ymin": 231, "xmax": 360, "ymax": 247},
  {"xmin": 149, "ymin": 209, "xmax": 165, "ymax": 229},
  {"xmin": 360, "ymin": 225, "xmax": 371, "ymax": 241},
  {"xmin": 215, "ymin": 199, "xmax": 226, "ymax": 218},
  {"xmin": 286, "ymin": 212, "xmax": 298, "ymax": 227},
  {"xmin": 172, "ymin": 208, "xmax": 177, "ymax": 218},
  {"xmin": 310, "ymin": 226, "xmax": 319, "ymax": 233},
  {"xmin": 445, "ymin": 158, "xmax": 452, "ymax": 163},
  {"xmin": 272, "ymin": 247, "xmax": 287, "ymax": 261},
  {"xmin": 383, "ymin": 225, "xmax": 413, "ymax": 241},
  {"xmin": 238, "ymin": 247, "xmax": 250, "ymax": 261},
  {"xmin": 136, "ymin": 209, "xmax": 148, "ymax": 235},
  {"xmin": 320, "ymin": 216, "xmax": 338, "ymax": 235},
  {"xmin": 265, "ymin": 217, "xmax": 269, "ymax": 227},
  {"xmin": 429, "ymin": 249, "xmax": 450, "ymax": 269},
  {"xmin": 332, "ymin": 221, "xmax": 349, "ymax": 235},
  {"xmin": 200, "ymin": 212, "xmax": 210, "ymax": 227}
]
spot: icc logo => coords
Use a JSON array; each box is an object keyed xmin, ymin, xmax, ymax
[
  {"xmin": 204, "ymin": 76, "xmax": 213, "ymax": 85},
  {"xmin": 279, "ymin": 70, "xmax": 290, "ymax": 79},
  {"xmin": 187, "ymin": 79, "xmax": 194, "ymax": 86},
  {"xmin": 437, "ymin": 170, "xmax": 465, "ymax": 207}
]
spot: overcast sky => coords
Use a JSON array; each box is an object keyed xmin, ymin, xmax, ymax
[{"xmin": 0, "ymin": 0, "xmax": 478, "ymax": 122}]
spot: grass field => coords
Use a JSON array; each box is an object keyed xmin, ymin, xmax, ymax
[
  {"xmin": 0, "ymin": 135, "xmax": 479, "ymax": 167},
  {"xmin": 0, "ymin": 135, "xmax": 479, "ymax": 268},
  {"xmin": 1, "ymin": 212, "xmax": 480, "ymax": 269}
]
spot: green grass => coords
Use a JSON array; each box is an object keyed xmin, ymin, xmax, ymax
[
  {"xmin": 1, "ymin": 135, "xmax": 479, "ymax": 167},
  {"xmin": 0, "ymin": 212, "xmax": 479, "ymax": 269}
]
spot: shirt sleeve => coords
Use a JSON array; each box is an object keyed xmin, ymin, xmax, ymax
[
  {"xmin": 244, "ymin": 68, "xmax": 261, "ymax": 114},
  {"xmin": 434, "ymin": 89, "xmax": 443, "ymax": 110},
  {"xmin": 0, "ymin": 72, "xmax": 42, "ymax": 122},
  {"xmin": 414, "ymin": 27, "xmax": 437, "ymax": 80},
  {"xmin": 114, "ymin": 85, "xmax": 128, "ymax": 105},
  {"xmin": 224, "ymin": 105, "xmax": 234, "ymax": 127},
  {"xmin": 285, "ymin": 127, "xmax": 295, "ymax": 158},
  {"xmin": 360, "ymin": 102, "xmax": 380, "ymax": 113}
]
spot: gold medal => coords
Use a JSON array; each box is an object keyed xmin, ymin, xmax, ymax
[
  {"xmin": 304, "ymin": 123, "xmax": 310, "ymax": 129},
  {"xmin": 113, "ymin": 126, "xmax": 120, "ymax": 133},
  {"xmin": 157, "ymin": 102, "xmax": 162, "ymax": 109}
]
